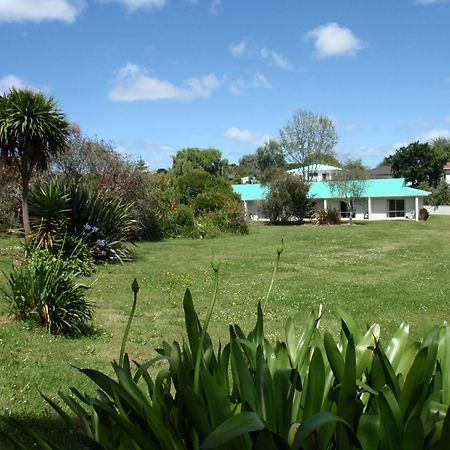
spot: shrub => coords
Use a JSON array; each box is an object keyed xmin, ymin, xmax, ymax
[
  {"xmin": 315, "ymin": 208, "xmax": 341, "ymax": 225},
  {"xmin": 5, "ymin": 245, "xmax": 450, "ymax": 449},
  {"xmin": 419, "ymin": 207, "xmax": 430, "ymax": 221},
  {"xmin": 1, "ymin": 251, "xmax": 92, "ymax": 335},
  {"xmin": 29, "ymin": 178, "xmax": 137, "ymax": 263},
  {"xmin": 262, "ymin": 173, "xmax": 309, "ymax": 223}
]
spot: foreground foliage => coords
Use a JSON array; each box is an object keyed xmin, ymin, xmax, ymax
[
  {"xmin": 2, "ymin": 245, "xmax": 450, "ymax": 449},
  {"xmin": 1, "ymin": 250, "xmax": 92, "ymax": 335}
]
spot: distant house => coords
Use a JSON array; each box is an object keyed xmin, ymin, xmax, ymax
[
  {"xmin": 444, "ymin": 162, "xmax": 450, "ymax": 184},
  {"xmin": 240, "ymin": 175, "xmax": 259, "ymax": 184},
  {"xmin": 232, "ymin": 178, "xmax": 430, "ymax": 221},
  {"xmin": 368, "ymin": 165, "xmax": 392, "ymax": 179},
  {"xmin": 287, "ymin": 164, "xmax": 341, "ymax": 181}
]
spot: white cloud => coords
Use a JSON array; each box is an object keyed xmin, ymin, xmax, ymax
[
  {"xmin": 356, "ymin": 146, "xmax": 378, "ymax": 157},
  {"xmin": 224, "ymin": 127, "xmax": 272, "ymax": 146},
  {"xmin": 0, "ymin": 0, "xmax": 82, "ymax": 23},
  {"xmin": 0, "ymin": 74, "xmax": 26, "ymax": 93},
  {"xmin": 210, "ymin": 0, "xmax": 222, "ymax": 14},
  {"xmin": 418, "ymin": 128, "xmax": 450, "ymax": 142},
  {"xmin": 109, "ymin": 63, "xmax": 221, "ymax": 101},
  {"xmin": 416, "ymin": 0, "xmax": 448, "ymax": 4},
  {"xmin": 116, "ymin": 139, "xmax": 174, "ymax": 168},
  {"xmin": 252, "ymin": 73, "xmax": 271, "ymax": 89},
  {"xmin": 260, "ymin": 47, "xmax": 293, "ymax": 70},
  {"xmin": 228, "ymin": 79, "xmax": 245, "ymax": 95},
  {"xmin": 306, "ymin": 22, "xmax": 364, "ymax": 58},
  {"xmin": 101, "ymin": 0, "xmax": 166, "ymax": 11},
  {"xmin": 230, "ymin": 40, "xmax": 248, "ymax": 58}
]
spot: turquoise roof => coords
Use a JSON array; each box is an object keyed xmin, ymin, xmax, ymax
[
  {"xmin": 232, "ymin": 183, "xmax": 269, "ymax": 201},
  {"xmin": 232, "ymin": 178, "xmax": 430, "ymax": 201}
]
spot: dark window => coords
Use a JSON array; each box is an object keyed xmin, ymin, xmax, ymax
[
  {"xmin": 322, "ymin": 173, "xmax": 328, "ymax": 180},
  {"xmin": 340, "ymin": 201, "xmax": 355, "ymax": 218},
  {"xmin": 388, "ymin": 199, "xmax": 405, "ymax": 217}
]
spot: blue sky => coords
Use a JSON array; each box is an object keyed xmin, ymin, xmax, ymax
[{"xmin": 1, "ymin": 0, "xmax": 450, "ymax": 169}]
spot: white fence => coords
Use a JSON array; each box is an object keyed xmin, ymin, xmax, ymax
[{"xmin": 424, "ymin": 205, "xmax": 450, "ymax": 216}]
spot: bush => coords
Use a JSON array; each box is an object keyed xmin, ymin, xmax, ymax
[
  {"xmin": 315, "ymin": 208, "xmax": 341, "ymax": 225},
  {"xmin": 1, "ymin": 251, "xmax": 92, "ymax": 335},
  {"xmin": 262, "ymin": 173, "xmax": 309, "ymax": 223},
  {"xmin": 6, "ymin": 247, "xmax": 450, "ymax": 449},
  {"xmin": 150, "ymin": 172, "xmax": 247, "ymax": 238},
  {"xmin": 29, "ymin": 178, "xmax": 137, "ymax": 263},
  {"xmin": 419, "ymin": 207, "xmax": 430, "ymax": 221}
]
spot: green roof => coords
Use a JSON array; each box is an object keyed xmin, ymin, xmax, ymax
[{"xmin": 232, "ymin": 178, "xmax": 431, "ymax": 201}]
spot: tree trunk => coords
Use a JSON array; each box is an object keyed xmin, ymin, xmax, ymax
[
  {"xmin": 348, "ymin": 201, "xmax": 354, "ymax": 226},
  {"xmin": 21, "ymin": 174, "xmax": 31, "ymax": 236}
]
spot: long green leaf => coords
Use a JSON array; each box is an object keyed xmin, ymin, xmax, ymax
[{"xmin": 200, "ymin": 412, "xmax": 265, "ymax": 449}]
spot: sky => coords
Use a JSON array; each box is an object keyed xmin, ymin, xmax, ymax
[{"xmin": 1, "ymin": 0, "xmax": 450, "ymax": 170}]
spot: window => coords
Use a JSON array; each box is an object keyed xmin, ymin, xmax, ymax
[
  {"xmin": 388, "ymin": 199, "xmax": 405, "ymax": 218},
  {"xmin": 340, "ymin": 201, "xmax": 355, "ymax": 218},
  {"xmin": 322, "ymin": 173, "xmax": 328, "ymax": 180}
]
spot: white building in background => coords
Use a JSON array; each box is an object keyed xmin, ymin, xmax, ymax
[
  {"xmin": 287, "ymin": 164, "xmax": 342, "ymax": 181},
  {"xmin": 444, "ymin": 162, "xmax": 450, "ymax": 184}
]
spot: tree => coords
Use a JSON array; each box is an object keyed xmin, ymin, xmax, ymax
[
  {"xmin": 0, "ymin": 89, "xmax": 69, "ymax": 235},
  {"xmin": 279, "ymin": 109, "xmax": 338, "ymax": 180},
  {"xmin": 171, "ymin": 147, "xmax": 228, "ymax": 177},
  {"xmin": 261, "ymin": 173, "xmax": 309, "ymax": 224},
  {"xmin": 329, "ymin": 158, "xmax": 367, "ymax": 225},
  {"xmin": 386, "ymin": 141, "xmax": 447, "ymax": 188},
  {"xmin": 255, "ymin": 139, "xmax": 286, "ymax": 182}
]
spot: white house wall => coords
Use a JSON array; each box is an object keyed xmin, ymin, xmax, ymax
[{"xmin": 313, "ymin": 197, "xmax": 424, "ymax": 220}]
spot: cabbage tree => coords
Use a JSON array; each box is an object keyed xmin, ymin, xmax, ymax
[{"xmin": 0, "ymin": 88, "xmax": 69, "ymax": 235}]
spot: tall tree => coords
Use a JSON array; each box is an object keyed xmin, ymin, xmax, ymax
[
  {"xmin": 279, "ymin": 109, "xmax": 338, "ymax": 180},
  {"xmin": 171, "ymin": 147, "xmax": 228, "ymax": 177},
  {"xmin": 386, "ymin": 141, "xmax": 446, "ymax": 188},
  {"xmin": 0, "ymin": 89, "xmax": 69, "ymax": 235},
  {"xmin": 329, "ymin": 158, "xmax": 367, "ymax": 225}
]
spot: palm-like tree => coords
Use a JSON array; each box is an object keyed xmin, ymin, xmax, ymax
[{"xmin": 0, "ymin": 88, "xmax": 69, "ymax": 235}]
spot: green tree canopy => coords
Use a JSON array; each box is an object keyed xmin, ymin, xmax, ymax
[
  {"xmin": 171, "ymin": 147, "xmax": 228, "ymax": 177},
  {"xmin": 329, "ymin": 158, "xmax": 368, "ymax": 225},
  {"xmin": 386, "ymin": 141, "xmax": 447, "ymax": 188},
  {"xmin": 279, "ymin": 109, "xmax": 338, "ymax": 180},
  {"xmin": 0, "ymin": 89, "xmax": 69, "ymax": 235}
]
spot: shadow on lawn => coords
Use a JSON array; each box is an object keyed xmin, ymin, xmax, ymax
[{"xmin": 0, "ymin": 415, "xmax": 77, "ymax": 449}]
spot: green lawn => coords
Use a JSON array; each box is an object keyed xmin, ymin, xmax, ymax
[{"xmin": 1, "ymin": 217, "xmax": 450, "ymax": 447}]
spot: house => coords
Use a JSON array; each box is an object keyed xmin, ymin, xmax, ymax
[
  {"xmin": 368, "ymin": 165, "xmax": 392, "ymax": 179},
  {"xmin": 287, "ymin": 164, "xmax": 341, "ymax": 181},
  {"xmin": 232, "ymin": 178, "xmax": 431, "ymax": 221},
  {"xmin": 444, "ymin": 162, "xmax": 450, "ymax": 184},
  {"xmin": 232, "ymin": 183, "xmax": 269, "ymax": 220}
]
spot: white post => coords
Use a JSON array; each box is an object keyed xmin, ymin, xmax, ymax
[
  {"xmin": 324, "ymin": 199, "xmax": 328, "ymax": 210},
  {"xmin": 368, "ymin": 197, "xmax": 372, "ymax": 220},
  {"xmin": 244, "ymin": 201, "xmax": 249, "ymax": 220},
  {"xmin": 415, "ymin": 196, "xmax": 419, "ymax": 221}
]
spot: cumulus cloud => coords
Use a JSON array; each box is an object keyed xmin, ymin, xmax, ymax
[
  {"xmin": 260, "ymin": 47, "xmax": 293, "ymax": 70},
  {"xmin": 109, "ymin": 63, "xmax": 221, "ymax": 101},
  {"xmin": 230, "ymin": 40, "xmax": 248, "ymax": 58},
  {"xmin": 224, "ymin": 127, "xmax": 272, "ymax": 146},
  {"xmin": 101, "ymin": 0, "xmax": 166, "ymax": 11},
  {"xmin": 252, "ymin": 73, "xmax": 271, "ymax": 89},
  {"xmin": 306, "ymin": 22, "xmax": 364, "ymax": 58},
  {"xmin": 0, "ymin": 74, "xmax": 27, "ymax": 93},
  {"xmin": 418, "ymin": 128, "xmax": 450, "ymax": 141},
  {"xmin": 0, "ymin": 0, "xmax": 82, "ymax": 23}
]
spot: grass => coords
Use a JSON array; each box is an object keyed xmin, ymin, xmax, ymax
[{"xmin": 1, "ymin": 216, "xmax": 450, "ymax": 447}]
